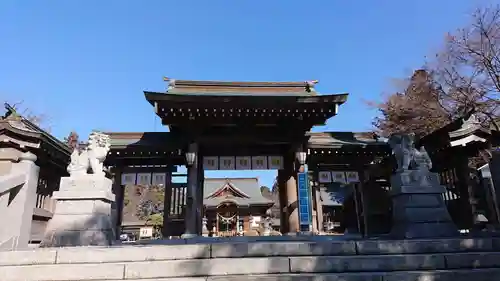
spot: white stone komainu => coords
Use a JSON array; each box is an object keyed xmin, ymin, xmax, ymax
[
  {"xmin": 67, "ymin": 131, "xmax": 110, "ymax": 177},
  {"xmin": 40, "ymin": 132, "xmax": 116, "ymax": 247}
]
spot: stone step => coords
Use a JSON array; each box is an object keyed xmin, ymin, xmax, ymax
[
  {"xmin": 1, "ymin": 251, "xmax": 500, "ymax": 280},
  {"xmin": 177, "ymin": 269, "xmax": 500, "ymax": 281},
  {"xmin": 3, "ymin": 237, "xmax": 496, "ymax": 266},
  {"xmin": 2, "ymin": 238, "xmax": 500, "ymax": 281},
  {"xmin": 2, "ymin": 268, "xmax": 500, "ymax": 281},
  {"xmin": 147, "ymin": 269, "xmax": 500, "ymax": 281}
]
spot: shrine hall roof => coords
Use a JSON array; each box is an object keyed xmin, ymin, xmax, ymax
[
  {"xmin": 105, "ymin": 131, "xmax": 388, "ymax": 150},
  {"xmin": 203, "ymin": 178, "xmax": 274, "ymax": 207},
  {"xmin": 104, "ymin": 132, "xmax": 182, "ymax": 149}
]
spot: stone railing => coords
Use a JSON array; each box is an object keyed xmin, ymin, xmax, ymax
[
  {"xmin": 0, "ymin": 172, "xmax": 26, "ymax": 250},
  {"xmin": 0, "ymin": 152, "xmax": 39, "ymax": 251}
]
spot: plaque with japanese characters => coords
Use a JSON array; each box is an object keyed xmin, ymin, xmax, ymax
[
  {"xmin": 345, "ymin": 171, "xmax": 360, "ymax": 183},
  {"xmin": 235, "ymin": 156, "xmax": 252, "ymax": 170},
  {"xmin": 137, "ymin": 173, "xmax": 152, "ymax": 186},
  {"xmin": 152, "ymin": 173, "xmax": 166, "ymax": 186},
  {"xmin": 252, "ymin": 156, "xmax": 268, "ymax": 170},
  {"xmin": 219, "ymin": 156, "xmax": 235, "ymax": 170},
  {"xmin": 121, "ymin": 173, "xmax": 136, "ymax": 185},
  {"xmin": 203, "ymin": 156, "xmax": 219, "ymax": 170},
  {"xmin": 331, "ymin": 171, "xmax": 347, "ymax": 184},
  {"xmin": 318, "ymin": 171, "xmax": 332, "ymax": 183},
  {"xmin": 268, "ymin": 156, "xmax": 284, "ymax": 170}
]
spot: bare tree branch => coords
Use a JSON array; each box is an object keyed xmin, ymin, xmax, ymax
[
  {"xmin": 3, "ymin": 100, "xmax": 52, "ymax": 132},
  {"xmin": 372, "ymin": 5, "xmax": 500, "ymax": 138}
]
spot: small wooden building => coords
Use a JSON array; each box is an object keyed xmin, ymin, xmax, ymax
[
  {"xmin": 0, "ymin": 104, "xmax": 70, "ymax": 243},
  {"xmin": 203, "ymin": 178, "xmax": 274, "ymax": 236},
  {"xmin": 119, "ymin": 177, "xmax": 275, "ymax": 238}
]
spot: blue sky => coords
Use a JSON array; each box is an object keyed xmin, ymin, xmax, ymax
[{"xmin": 0, "ymin": 0, "xmax": 488, "ymax": 187}]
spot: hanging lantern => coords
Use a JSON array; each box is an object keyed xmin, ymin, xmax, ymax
[
  {"xmin": 296, "ymin": 151, "xmax": 307, "ymax": 165},
  {"xmin": 185, "ymin": 151, "xmax": 197, "ymax": 166}
]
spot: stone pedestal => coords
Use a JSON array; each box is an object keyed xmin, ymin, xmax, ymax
[
  {"xmin": 390, "ymin": 170, "xmax": 458, "ymax": 238},
  {"xmin": 40, "ymin": 175, "xmax": 116, "ymax": 247}
]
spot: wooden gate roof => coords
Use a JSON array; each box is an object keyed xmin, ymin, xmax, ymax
[{"xmin": 144, "ymin": 78, "xmax": 348, "ymax": 129}]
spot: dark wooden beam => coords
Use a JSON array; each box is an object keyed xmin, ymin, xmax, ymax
[
  {"xmin": 116, "ymin": 166, "xmax": 177, "ymax": 173},
  {"xmin": 159, "ymin": 113, "xmax": 334, "ymax": 122},
  {"xmin": 199, "ymin": 143, "xmax": 290, "ymax": 157},
  {"xmin": 145, "ymin": 91, "xmax": 348, "ymax": 106},
  {"xmin": 105, "ymin": 156, "xmax": 182, "ymax": 167}
]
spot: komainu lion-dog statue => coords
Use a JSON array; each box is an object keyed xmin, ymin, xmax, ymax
[
  {"xmin": 388, "ymin": 133, "xmax": 432, "ymax": 173},
  {"xmin": 67, "ymin": 131, "xmax": 111, "ymax": 177}
]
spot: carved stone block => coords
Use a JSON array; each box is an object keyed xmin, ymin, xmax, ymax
[
  {"xmin": 390, "ymin": 172, "xmax": 458, "ymax": 239},
  {"xmin": 392, "ymin": 194, "xmax": 442, "ymax": 208},
  {"xmin": 392, "ymin": 207, "xmax": 452, "ymax": 223},
  {"xmin": 59, "ymin": 175, "xmax": 112, "ymax": 192},
  {"xmin": 40, "ymin": 175, "xmax": 115, "ymax": 247},
  {"xmin": 390, "ymin": 171, "xmax": 441, "ymax": 190}
]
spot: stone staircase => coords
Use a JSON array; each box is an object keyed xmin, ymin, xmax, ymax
[{"xmin": 1, "ymin": 237, "xmax": 500, "ymax": 281}]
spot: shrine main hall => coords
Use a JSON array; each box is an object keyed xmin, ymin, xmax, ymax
[{"xmin": 105, "ymin": 78, "xmax": 391, "ymax": 238}]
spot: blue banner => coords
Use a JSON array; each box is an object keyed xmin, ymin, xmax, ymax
[{"xmin": 297, "ymin": 172, "xmax": 311, "ymax": 228}]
